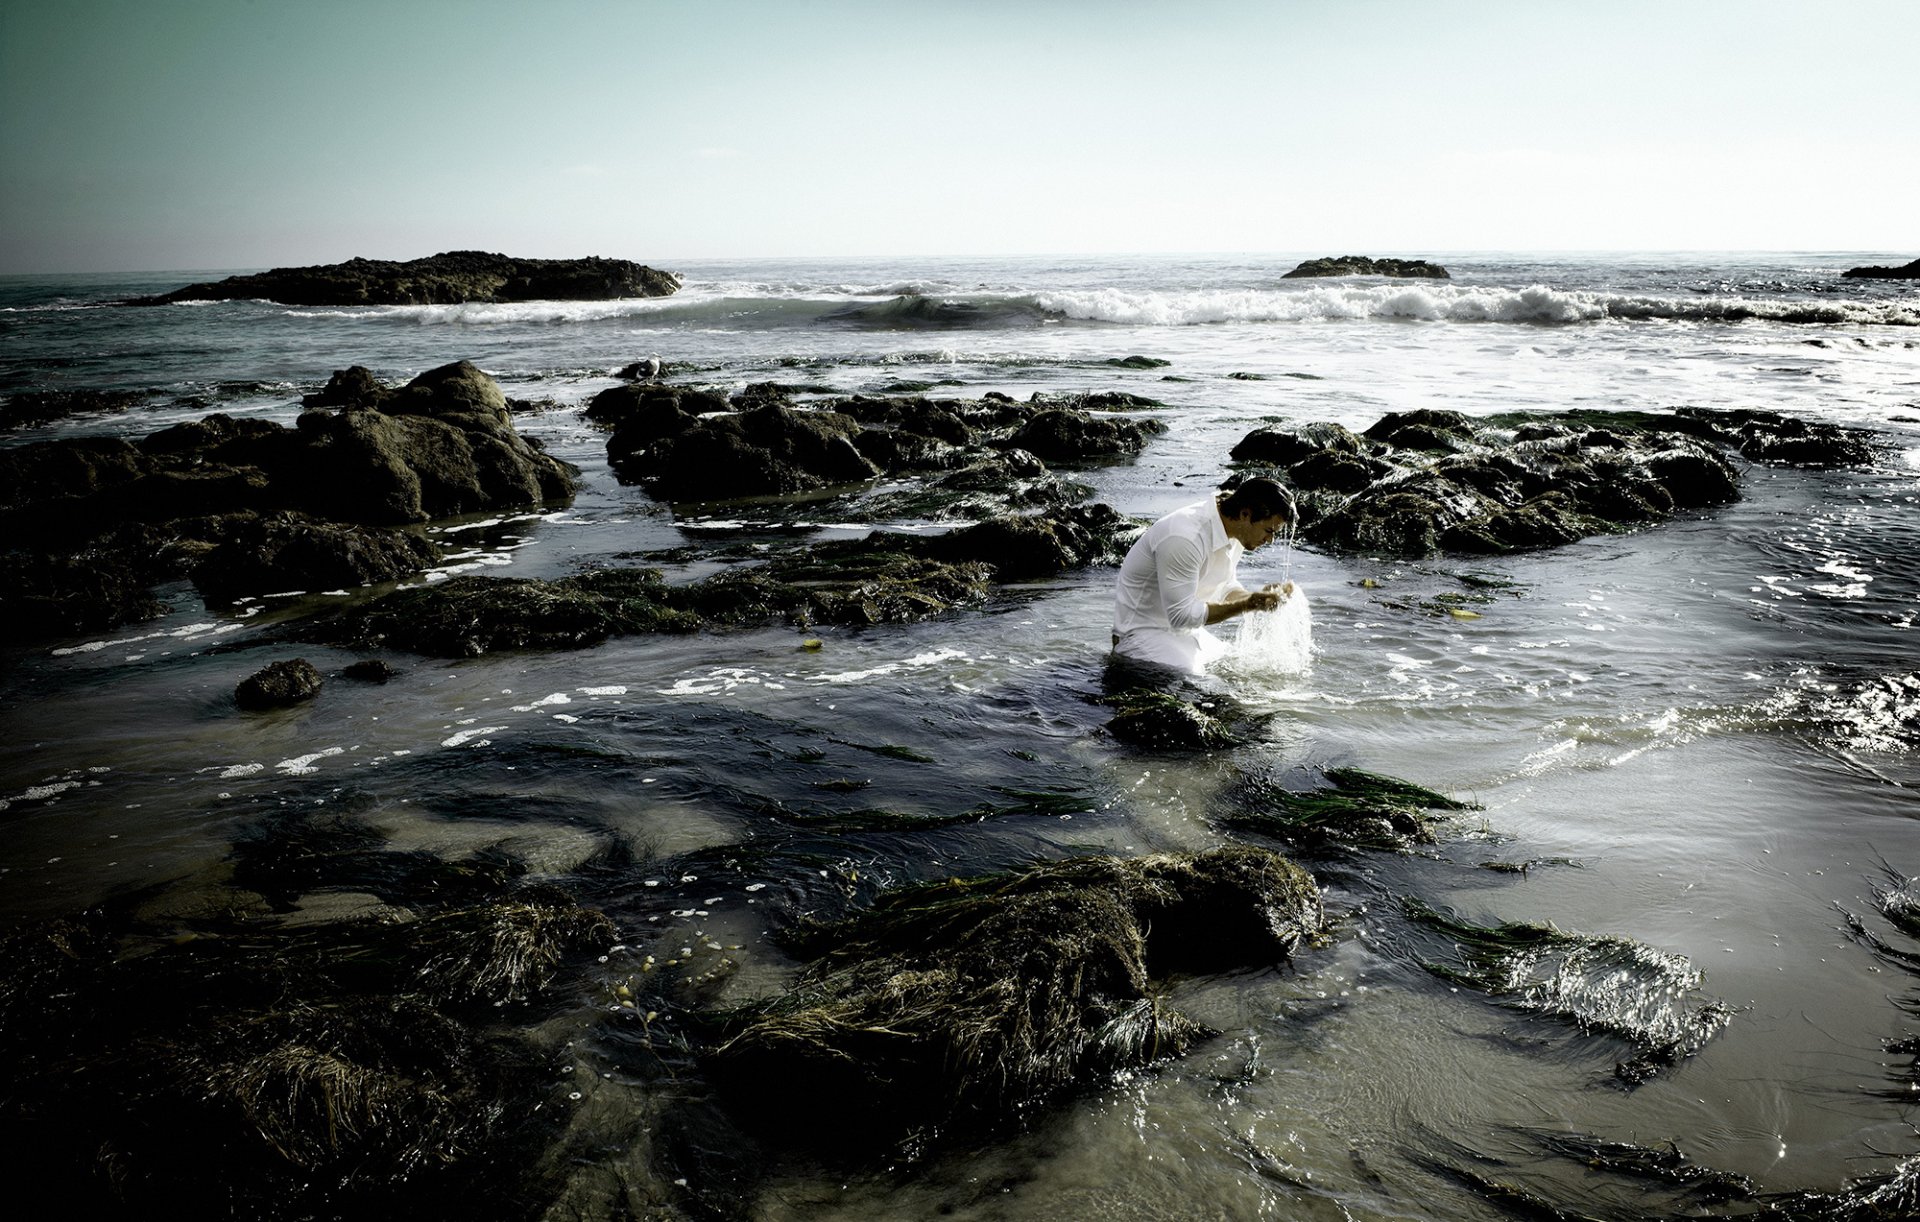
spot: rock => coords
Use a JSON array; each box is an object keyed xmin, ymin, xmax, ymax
[
  {"xmin": 1282, "ymin": 256, "xmax": 1450, "ymax": 279},
  {"xmin": 235, "ymin": 658, "xmax": 323, "ymax": 711},
  {"xmin": 1105, "ymin": 355, "xmax": 1171, "ymax": 368},
  {"xmin": 125, "ymin": 250, "xmax": 681, "ymax": 306},
  {"xmin": 342, "ymin": 659, "xmax": 396, "ymax": 683},
  {"xmin": 1841, "ymin": 258, "xmax": 1920, "ymax": 280},
  {"xmin": 706, "ymin": 846, "xmax": 1323, "ymax": 1151},
  {"xmin": 1102, "ymin": 691, "xmax": 1239, "ymax": 751},
  {"xmin": 0, "ymin": 361, "xmax": 583, "ymax": 639},
  {"xmin": 921, "ymin": 503, "xmax": 1135, "ymax": 578},
  {"xmin": 1236, "ymin": 407, "xmax": 1876, "ymax": 560},
  {"xmin": 192, "ymin": 514, "xmax": 443, "ymax": 604},
  {"xmin": 1, "ymin": 387, "xmax": 148, "ymax": 432},
  {"xmin": 1003, "ymin": 408, "xmax": 1165, "ymax": 463},
  {"xmin": 301, "ymin": 365, "xmax": 387, "ymax": 409},
  {"xmin": 615, "ymin": 402, "xmax": 879, "ymax": 501},
  {"xmin": 312, "ymin": 505, "xmax": 1133, "ymax": 656}
]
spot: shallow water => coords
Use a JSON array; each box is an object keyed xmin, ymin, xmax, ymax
[{"xmin": 2, "ymin": 253, "xmax": 1918, "ymax": 1217}]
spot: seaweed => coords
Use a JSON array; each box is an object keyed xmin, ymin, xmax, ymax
[
  {"xmin": 702, "ymin": 847, "xmax": 1324, "ymax": 1155},
  {"xmin": 1218, "ymin": 767, "xmax": 1480, "ymax": 853},
  {"xmin": 1404, "ymin": 898, "xmax": 1736, "ymax": 1073}
]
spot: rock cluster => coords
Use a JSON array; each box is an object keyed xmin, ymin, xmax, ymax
[
  {"xmin": 0, "ymin": 361, "xmax": 577, "ymax": 635},
  {"xmin": 311, "ymin": 504, "xmax": 1136, "ymax": 657},
  {"xmin": 125, "ymin": 250, "xmax": 681, "ymax": 306},
  {"xmin": 1282, "ymin": 256, "xmax": 1451, "ymax": 279},
  {"xmin": 587, "ymin": 382, "xmax": 1165, "ymax": 506},
  {"xmin": 1231, "ymin": 407, "xmax": 1879, "ymax": 558}
]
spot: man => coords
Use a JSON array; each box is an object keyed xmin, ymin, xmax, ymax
[{"xmin": 1111, "ymin": 478, "xmax": 1297, "ymax": 673}]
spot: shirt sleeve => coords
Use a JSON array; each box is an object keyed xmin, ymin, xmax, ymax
[{"xmin": 1155, "ymin": 534, "xmax": 1211, "ymax": 631}]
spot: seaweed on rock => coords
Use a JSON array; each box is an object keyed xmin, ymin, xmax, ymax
[
  {"xmin": 312, "ymin": 504, "xmax": 1134, "ymax": 656},
  {"xmin": 1218, "ymin": 767, "xmax": 1480, "ymax": 852},
  {"xmin": 1232, "ymin": 407, "xmax": 1880, "ymax": 560},
  {"xmin": 704, "ymin": 846, "xmax": 1325, "ymax": 1153},
  {"xmin": 0, "ymin": 880, "xmax": 614, "ymax": 1219}
]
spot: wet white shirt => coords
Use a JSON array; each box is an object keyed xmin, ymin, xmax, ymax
[{"xmin": 1111, "ymin": 498, "xmax": 1248, "ymax": 672}]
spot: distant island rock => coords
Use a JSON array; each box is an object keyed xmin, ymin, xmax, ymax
[
  {"xmin": 1841, "ymin": 258, "xmax": 1920, "ymax": 280},
  {"xmin": 126, "ymin": 250, "xmax": 682, "ymax": 306},
  {"xmin": 1282, "ymin": 256, "xmax": 1450, "ymax": 280}
]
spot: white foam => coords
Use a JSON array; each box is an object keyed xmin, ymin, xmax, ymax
[
  {"xmin": 1029, "ymin": 283, "xmax": 1920, "ymax": 329},
  {"xmin": 811, "ymin": 646, "xmax": 968, "ymax": 684},
  {"xmin": 276, "ymin": 747, "xmax": 345, "ymax": 775},
  {"xmin": 579, "ymin": 685, "xmax": 627, "ymax": 696},
  {"xmin": 442, "ymin": 726, "xmax": 507, "ymax": 747},
  {"xmin": 511, "ymin": 693, "xmax": 572, "ymax": 712}
]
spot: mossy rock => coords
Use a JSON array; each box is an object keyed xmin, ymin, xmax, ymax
[{"xmin": 706, "ymin": 846, "xmax": 1323, "ymax": 1151}]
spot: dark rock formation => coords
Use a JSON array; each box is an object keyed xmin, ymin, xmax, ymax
[
  {"xmin": 1, "ymin": 387, "xmax": 149, "ymax": 432},
  {"xmin": 605, "ymin": 390, "xmax": 879, "ymax": 501},
  {"xmin": 1282, "ymin": 256, "xmax": 1450, "ymax": 279},
  {"xmin": 192, "ymin": 514, "xmax": 443, "ymax": 604},
  {"xmin": 1004, "ymin": 407, "xmax": 1166, "ymax": 463},
  {"xmin": 1233, "ymin": 407, "xmax": 1879, "ymax": 558},
  {"xmin": 342, "ymin": 659, "xmax": 396, "ymax": 683},
  {"xmin": 235, "ymin": 658, "xmax": 324, "ymax": 710},
  {"xmin": 313, "ymin": 505, "xmax": 1137, "ymax": 657},
  {"xmin": 0, "ymin": 361, "xmax": 576, "ymax": 637},
  {"xmin": 1842, "ymin": 258, "xmax": 1920, "ymax": 280},
  {"xmin": 126, "ymin": 250, "xmax": 681, "ymax": 306},
  {"xmin": 1102, "ymin": 691, "xmax": 1240, "ymax": 751},
  {"xmin": 1106, "ymin": 355, "xmax": 1171, "ymax": 368},
  {"xmin": 597, "ymin": 383, "xmax": 1164, "ymax": 509},
  {"xmin": 706, "ymin": 847, "xmax": 1323, "ymax": 1151}
]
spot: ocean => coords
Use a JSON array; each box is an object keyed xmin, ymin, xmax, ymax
[{"xmin": 2, "ymin": 252, "xmax": 1917, "ymax": 1219}]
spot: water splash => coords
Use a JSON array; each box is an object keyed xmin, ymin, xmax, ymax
[{"xmin": 1227, "ymin": 590, "xmax": 1313, "ymax": 677}]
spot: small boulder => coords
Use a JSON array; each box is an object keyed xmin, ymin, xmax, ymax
[{"xmin": 235, "ymin": 659, "xmax": 323, "ymax": 711}]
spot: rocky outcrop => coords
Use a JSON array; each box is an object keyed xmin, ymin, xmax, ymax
[
  {"xmin": 1282, "ymin": 256, "xmax": 1450, "ymax": 279},
  {"xmin": 312, "ymin": 504, "xmax": 1137, "ymax": 657},
  {"xmin": 1232, "ymin": 407, "xmax": 1879, "ymax": 558},
  {"xmin": 706, "ymin": 847, "xmax": 1324, "ymax": 1151},
  {"xmin": 590, "ymin": 383, "xmax": 1164, "ymax": 506},
  {"xmin": 1842, "ymin": 258, "xmax": 1920, "ymax": 280},
  {"xmin": 125, "ymin": 251, "xmax": 681, "ymax": 306},
  {"xmin": 192, "ymin": 514, "xmax": 443, "ymax": 604},
  {"xmin": 0, "ymin": 362, "xmax": 575, "ymax": 636},
  {"xmin": 234, "ymin": 658, "xmax": 323, "ymax": 711},
  {"xmin": 0, "ymin": 387, "xmax": 149, "ymax": 432}
]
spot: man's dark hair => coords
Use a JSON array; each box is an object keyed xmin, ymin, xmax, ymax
[{"xmin": 1219, "ymin": 477, "xmax": 1296, "ymax": 524}]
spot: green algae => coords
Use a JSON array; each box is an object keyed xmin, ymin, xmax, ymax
[{"xmin": 1220, "ymin": 768, "xmax": 1479, "ymax": 852}]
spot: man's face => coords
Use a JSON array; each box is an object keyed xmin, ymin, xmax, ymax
[{"xmin": 1246, "ymin": 513, "xmax": 1291, "ymax": 549}]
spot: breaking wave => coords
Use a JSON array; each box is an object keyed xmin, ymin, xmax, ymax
[{"xmin": 262, "ymin": 280, "xmax": 1920, "ymax": 331}]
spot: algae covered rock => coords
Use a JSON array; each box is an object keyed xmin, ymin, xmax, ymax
[
  {"xmin": 314, "ymin": 504, "xmax": 1132, "ymax": 656},
  {"xmin": 619, "ymin": 400, "xmax": 880, "ymax": 500},
  {"xmin": 0, "ymin": 362, "xmax": 580, "ymax": 636},
  {"xmin": 1219, "ymin": 766, "xmax": 1480, "ymax": 852},
  {"xmin": 1227, "ymin": 407, "xmax": 1876, "ymax": 559},
  {"xmin": 235, "ymin": 658, "xmax": 323, "ymax": 711},
  {"xmin": 191, "ymin": 513, "xmax": 443, "ymax": 603},
  {"xmin": 707, "ymin": 846, "xmax": 1324, "ymax": 1150}
]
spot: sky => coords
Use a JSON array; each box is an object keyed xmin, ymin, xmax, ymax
[{"xmin": 1, "ymin": 0, "xmax": 1915, "ymax": 273}]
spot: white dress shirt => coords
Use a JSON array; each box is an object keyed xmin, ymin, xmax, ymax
[{"xmin": 1111, "ymin": 498, "xmax": 1249, "ymax": 672}]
